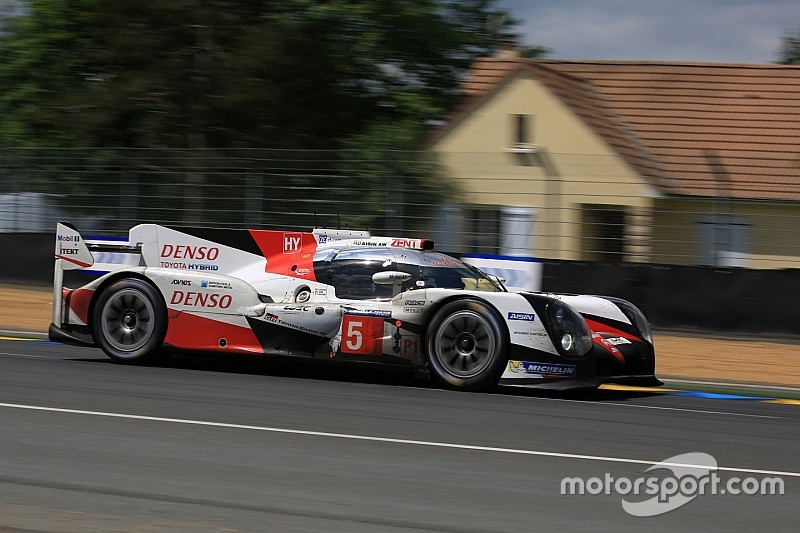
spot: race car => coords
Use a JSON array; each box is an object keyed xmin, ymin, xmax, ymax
[{"xmin": 50, "ymin": 222, "xmax": 660, "ymax": 391}]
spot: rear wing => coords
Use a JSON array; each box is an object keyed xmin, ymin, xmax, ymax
[
  {"xmin": 55, "ymin": 222, "xmax": 95, "ymax": 270},
  {"xmin": 55, "ymin": 222, "xmax": 142, "ymax": 270},
  {"xmin": 311, "ymin": 228, "xmax": 434, "ymax": 251},
  {"xmin": 53, "ymin": 222, "xmax": 143, "ymax": 327}
]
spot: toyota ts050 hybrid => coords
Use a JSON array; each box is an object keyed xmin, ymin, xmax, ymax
[{"xmin": 50, "ymin": 222, "xmax": 660, "ymax": 391}]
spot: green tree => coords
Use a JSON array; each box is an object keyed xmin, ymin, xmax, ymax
[
  {"xmin": 0, "ymin": 1, "xmax": 549, "ymax": 232},
  {"xmin": 0, "ymin": 0, "xmax": 536, "ymax": 150},
  {"xmin": 778, "ymin": 27, "xmax": 800, "ymax": 64}
]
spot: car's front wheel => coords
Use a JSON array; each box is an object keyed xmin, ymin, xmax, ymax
[
  {"xmin": 92, "ymin": 278, "xmax": 167, "ymax": 364},
  {"xmin": 425, "ymin": 299, "xmax": 508, "ymax": 391}
]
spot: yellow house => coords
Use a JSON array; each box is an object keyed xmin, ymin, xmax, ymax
[{"xmin": 429, "ymin": 57, "xmax": 800, "ymax": 269}]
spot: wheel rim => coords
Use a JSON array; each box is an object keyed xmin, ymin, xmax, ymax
[
  {"xmin": 432, "ymin": 310, "xmax": 497, "ymax": 378},
  {"xmin": 100, "ymin": 288, "xmax": 155, "ymax": 355}
]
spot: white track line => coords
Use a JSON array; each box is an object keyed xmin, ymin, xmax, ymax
[{"xmin": 0, "ymin": 402, "xmax": 797, "ymax": 478}]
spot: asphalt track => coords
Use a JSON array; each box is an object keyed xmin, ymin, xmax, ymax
[{"xmin": 0, "ymin": 340, "xmax": 797, "ymax": 532}]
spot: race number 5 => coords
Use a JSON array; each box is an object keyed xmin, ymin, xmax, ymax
[
  {"xmin": 345, "ymin": 319, "xmax": 364, "ymax": 351},
  {"xmin": 341, "ymin": 315, "xmax": 384, "ymax": 355}
]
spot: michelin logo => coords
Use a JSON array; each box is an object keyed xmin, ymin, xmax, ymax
[
  {"xmin": 508, "ymin": 361, "xmax": 577, "ymax": 377},
  {"xmin": 508, "ymin": 312, "xmax": 535, "ymax": 322}
]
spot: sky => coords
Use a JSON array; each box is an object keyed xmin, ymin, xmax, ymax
[{"xmin": 497, "ymin": 0, "xmax": 800, "ymax": 63}]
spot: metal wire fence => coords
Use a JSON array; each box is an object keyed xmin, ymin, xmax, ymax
[{"xmin": 1, "ymin": 148, "xmax": 798, "ymax": 269}]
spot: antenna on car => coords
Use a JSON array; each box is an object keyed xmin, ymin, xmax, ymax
[
  {"xmin": 336, "ymin": 211, "xmax": 341, "ymax": 229},
  {"xmin": 313, "ymin": 212, "xmax": 318, "ymax": 229}
]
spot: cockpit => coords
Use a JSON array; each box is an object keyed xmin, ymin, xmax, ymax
[{"xmin": 316, "ymin": 247, "xmax": 504, "ymax": 300}]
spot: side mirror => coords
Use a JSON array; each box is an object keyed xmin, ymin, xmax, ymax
[{"xmin": 372, "ymin": 271, "xmax": 412, "ymax": 285}]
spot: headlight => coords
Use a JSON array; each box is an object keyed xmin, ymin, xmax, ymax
[
  {"xmin": 607, "ymin": 298, "xmax": 653, "ymax": 344},
  {"xmin": 545, "ymin": 301, "xmax": 592, "ymax": 358}
]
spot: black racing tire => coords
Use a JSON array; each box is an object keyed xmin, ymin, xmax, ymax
[
  {"xmin": 425, "ymin": 299, "xmax": 509, "ymax": 391},
  {"xmin": 92, "ymin": 278, "xmax": 168, "ymax": 364}
]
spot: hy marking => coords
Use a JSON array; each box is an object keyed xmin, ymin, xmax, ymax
[{"xmin": 0, "ymin": 402, "xmax": 798, "ymax": 478}]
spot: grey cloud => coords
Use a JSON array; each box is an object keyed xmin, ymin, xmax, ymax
[{"xmin": 498, "ymin": 0, "xmax": 800, "ymax": 62}]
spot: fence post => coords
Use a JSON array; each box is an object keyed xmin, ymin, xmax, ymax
[
  {"xmin": 120, "ymin": 169, "xmax": 138, "ymax": 231},
  {"xmin": 384, "ymin": 153, "xmax": 404, "ymax": 234},
  {"xmin": 245, "ymin": 170, "xmax": 263, "ymax": 227}
]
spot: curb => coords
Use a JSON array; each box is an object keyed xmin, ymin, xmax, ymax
[{"xmin": 659, "ymin": 378, "xmax": 800, "ymax": 401}]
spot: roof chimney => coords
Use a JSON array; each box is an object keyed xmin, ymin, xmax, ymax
[{"xmin": 496, "ymin": 36, "xmax": 520, "ymax": 59}]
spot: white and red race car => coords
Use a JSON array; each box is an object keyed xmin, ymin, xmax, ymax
[{"xmin": 50, "ymin": 222, "xmax": 660, "ymax": 391}]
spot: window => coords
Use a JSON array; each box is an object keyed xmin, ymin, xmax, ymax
[
  {"xmin": 327, "ymin": 249, "xmax": 397, "ymax": 300},
  {"xmin": 513, "ymin": 114, "xmax": 531, "ymax": 146},
  {"xmin": 697, "ymin": 215, "xmax": 750, "ymax": 267},
  {"xmin": 582, "ymin": 205, "xmax": 625, "ymax": 262},
  {"xmin": 464, "ymin": 206, "xmax": 502, "ymax": 254}
]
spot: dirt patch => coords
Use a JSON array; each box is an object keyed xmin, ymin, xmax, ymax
[
  {"xmin": 3, "ymin": 285, "xmax": 799, "ymax": 387},
  {"xmin": 652, "ymin": 333, "xmax": 800, "ymax": 387},
  {"xmin": 0, "ymin": 285, "xmax": 53, "ymax": 332}
]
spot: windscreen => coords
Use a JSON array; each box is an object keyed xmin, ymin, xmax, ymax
[{"xmin": 400, "ymin": 253, "xmax": 503, "ymax": 292}]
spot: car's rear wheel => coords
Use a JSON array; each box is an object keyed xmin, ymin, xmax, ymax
[
  {"xmin": 425, "ymin": 299, "xmax": 508, "ymax": 391},
  {"xmin": 93, "ymin": 278, "xmax": 167, "ymax": 364}
]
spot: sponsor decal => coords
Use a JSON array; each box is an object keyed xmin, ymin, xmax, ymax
[
  {"xmin": 403, "ymin": 307, "xmax": 423, "ymax": 314},
  {"xmin": 404, "ymin": 300, "xmax": 425, "ymax": 306},
  {"xmin": 318, "ymin": 235, "xmax": 328, "ymax": 244},
  {"xmin": 283, "ymin": 305, "xmax": 311, "ymax": 313},
  {"xmin": 508, "ymin": 312, "xmax": 536, "ymax": 322},
  {"xmin": 57, "ymin": 234, "xmax": 80, "ymax": 242},
  {"xmin": 161, "ymin": 244, "xmax": 219, "ymax": 260},
  {"xmin": 187, "ymin": 263, "xmax": 218, "ymax": 271},
  {"xmin": 57, "ymin": 246, "xmax": 79, "ymax": 255},
  {"xmin": 170, "ymin": 290, "xmax": 232, "ymax": 309},
  {"xmin": 512, "ymin": 330, "xmax": 548, "ymax": 337},
  {"xmin": 160, "ymin": 261, "xmax": 219, "ymax": 270},
  {"xmin": 200, "ymin": 280, "xmax": 232, "ymax": 290},
  {"xmin": 592, "ymin": 332, "xmax": 624, "ymax": 361},
  {"xmin": 353, "ymin": 240, "xmax": 387, "ymax": 247},
  {"xmin": 314, "ymin": 288, "xmax": 327, "ymax": 296},
  {"xmin": 430, "ymin": 260, "xmax": 461, "ymax": 267},
  {"xmin": 271, "ymin": 316, "xmax": 326, "ymax": 336},
  {"xmin": 391, "ymin": 238, "xmax": 420, "ymax": 248},
  {"xmin": 283, "ymin": 233, "xmax": 302, "ymax": 254},
  {"xmin": 508, "ymin": 361, "xmax": 577, "ymax": 377},
  {"xmin": 347, "ymin": 309, "xmax": 391, "ymax": 318},
  {"xmin": 171, "ymin": 279, "xmax": 192, "ymax": 286},
  {"xmin": 605, "ymin": 336, "xmax": 631, "ymax": 346}
]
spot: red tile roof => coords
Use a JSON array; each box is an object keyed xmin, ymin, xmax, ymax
[{"xmin": 450, "ymin": 58, "xmax": 800, "ymax": 200}]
